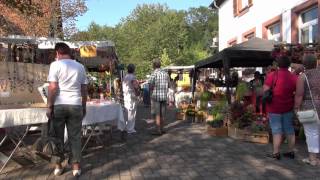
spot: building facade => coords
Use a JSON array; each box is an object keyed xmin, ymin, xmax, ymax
[{"xmin": 211, "ymin": 0, "xmax": 320, "ymax": 51}]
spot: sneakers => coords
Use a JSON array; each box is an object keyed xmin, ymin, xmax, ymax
[
  {"xmin": 282, "ymin": 151, "xmax": 295, "ymax": 159},
  {"xmin": 53, "ymin": 168, "xmax": 63, "ymax": 176},
  {"xmin": 266, "ymin": 153, "xmax": 281, "ymax": 160},
  {"xmin": 72, "ymin": 169, "xmax": 81, "ymax": 177}
]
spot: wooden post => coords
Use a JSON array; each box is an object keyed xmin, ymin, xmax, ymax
[
  {"xmin": 223, "ymin": 56, "xmax": 231, "ymax": 104},
  {"xmin": 7, "ymin": 43, "xmax": 11, "ymax": 62}
]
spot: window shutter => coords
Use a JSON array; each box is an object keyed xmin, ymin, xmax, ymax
[
  {"xmin": 248, "ymin": 0, "xmax": 253, "ymax": 6},
  {"xmin": 233, "ymin": 0, "xmax": 238, "ymax": 17}
]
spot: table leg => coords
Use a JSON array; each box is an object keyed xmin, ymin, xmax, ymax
[
  {"xmin": 81, "ymin": 126, "xmax": 94, "ymax": 152},
  {"xmin": 0, "ymin": 135, "xmax": 7, "ymax": 146},
  {"xmin": 0, "ymin": 126, "xmax": 29, "ymax": 173}
]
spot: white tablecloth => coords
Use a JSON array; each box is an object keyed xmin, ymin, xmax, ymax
[
  {"xmin": 84, "ymin": 102, "xmax": 125, "ymax": 130},
  {"xmin": 0, "ymin": 102, "xmax": 125, "ymax": 130},
  {"xmin": 0, "ymin": 108, "xmax": 47, "ymax": 128}
]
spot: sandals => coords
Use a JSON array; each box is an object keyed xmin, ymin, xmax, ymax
[
  {"xmin": 302, "ymin": 158, "xmax": 319, "ymax": 166},
  {"xmin": 266, "ymin": 153, "xmax": 281, "ymax": 160},
  {"xmin": 282, "ymin": 151, "xmax": 295, "ymax": 159},
  {"xmin": 151, "ymin": 131, "xmax": 162, "ymax": 136}
]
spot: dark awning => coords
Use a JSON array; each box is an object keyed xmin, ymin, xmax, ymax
[{"xmin": 195, "ymin": 37, "xmax": 277, "ymax": 69}]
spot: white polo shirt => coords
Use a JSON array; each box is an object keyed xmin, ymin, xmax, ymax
[{"xmin": 47, "ymin": 59, "xmax": 88, "ymax": 105}]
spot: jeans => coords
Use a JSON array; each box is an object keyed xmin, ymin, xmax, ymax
[
  {"xmin": 269, "ymin": 111, "xmax": 294, "ymax": 135},
  {"xmin": 53, "ymin": 105, "xmax": 83, "ymax": 164}
]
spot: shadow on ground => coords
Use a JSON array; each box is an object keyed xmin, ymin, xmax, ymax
[{"xmin": 1, "ymin": 104, "xmax": 319, "ymax": 180}]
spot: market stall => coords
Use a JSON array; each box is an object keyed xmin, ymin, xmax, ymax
[
  {"xmin": 192, "ymin": 37, "xmax": 277, "ymax": 140},
  {"xmin": 163, "ymin": 65, "xmax": 194, "ymax": 107},
  {"xmin": 0, "ymin": 35, "xmax": 122, "ymax": 172}
]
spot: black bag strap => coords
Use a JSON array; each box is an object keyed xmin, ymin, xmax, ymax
[{"xmin": 270, "ymin": 70, "xmax": 278, "ymax": 90}]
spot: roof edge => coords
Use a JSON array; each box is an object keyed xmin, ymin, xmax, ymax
[{"xmin": 209, "ymin": 0, "xmax": 226, "ymax": 9}]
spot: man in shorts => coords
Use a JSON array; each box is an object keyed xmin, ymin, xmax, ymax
[{"xmin": 148, "ymin": 59, "xmax": 170, "ymax": 135}]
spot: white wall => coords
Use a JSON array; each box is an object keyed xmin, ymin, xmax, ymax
[{"xmin": 218, "ymin": 0, "xmax": 310, "ymax": 51}]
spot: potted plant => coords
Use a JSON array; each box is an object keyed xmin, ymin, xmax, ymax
[
  {"xmin": 206, "ymin": 99, "xmax": 228, "ymax": 136},
  {"xmin": 199, "ymin": 91, "xmax": 211, "ymax": 110}
]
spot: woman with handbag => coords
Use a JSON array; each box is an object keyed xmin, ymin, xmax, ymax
[
  {"xmin": 263, "ymin": 56, "xmax": 297, "ymax": 160},
  {"xmin": 295, "ymin": 54, "xmax": 320, "ymax": 166}
]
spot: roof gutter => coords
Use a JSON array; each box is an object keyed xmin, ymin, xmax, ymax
[{"xmin": 212, "ymin": 0, "xmax": 220, "ymax": 9}]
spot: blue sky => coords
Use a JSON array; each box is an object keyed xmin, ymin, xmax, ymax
[{"xmin": 76, "ymin": 0, "xmax": 213, "ymax": 30}]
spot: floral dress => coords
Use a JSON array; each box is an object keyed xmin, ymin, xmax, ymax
[{"xmin": 302, "ymin": 68, "xmax": 320, "ymax": 115}]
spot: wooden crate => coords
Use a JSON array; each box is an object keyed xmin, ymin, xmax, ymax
[
  {"xmin": 244, "ymin": 132, "xmax": 269, "ymax": 144},
  {"xmin": 207, "ymin": 126, "xmax": 228, "ymax": 136},
  {"xmin": 228, "ymin": 126, "xmax": 246, "ymax": 140},
  {"xmin": 176, "ymin": 112, "xmax": 185, "ymax": 120}
]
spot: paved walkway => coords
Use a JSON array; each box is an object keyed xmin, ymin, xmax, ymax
[{"xmin": 1, "ymin": 105, "xmax": 320, "ymax": 180}]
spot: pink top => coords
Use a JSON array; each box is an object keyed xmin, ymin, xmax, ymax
[{"xmin": 264, "ymin": 68, "xmax": 297, "ymax": 113}]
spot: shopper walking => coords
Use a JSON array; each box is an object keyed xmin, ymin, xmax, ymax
[
  {"xmin": 263, "ymin": 56, "xmax": 297, "ymax": 160},
  {"xmin": 148, "ymin": 59, "xmax": 170, "ymax": 135},
  {"xmin": 295, "ymin": 54, "xmax": 320, "ymax": 165}
]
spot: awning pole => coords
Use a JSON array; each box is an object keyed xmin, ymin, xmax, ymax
[{"xmin": 223, "ymin": 57, "xmax": 231, "ymax": 104}]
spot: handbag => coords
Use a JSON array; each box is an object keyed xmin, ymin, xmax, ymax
[
  {"xmin": 296, "ymin": 74, "xmax": 319, "ymax": 124},
  {"xmin": 262, "ymin": 71, "xmax": 278, "ymax": 104}
]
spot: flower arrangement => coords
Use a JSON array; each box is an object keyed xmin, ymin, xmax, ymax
[{"xmin": 271, "ymin": 43, "xmax": 320, "ymax": 64}]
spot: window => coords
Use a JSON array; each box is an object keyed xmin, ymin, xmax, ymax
[
  {"xmin": 228, "ymin": 37, "xmax": 237, "ymax": 47},
  {"xmin": 299, "ymin": 7, "xmax": 318, "ymax": 43},
  {"xmin": 233, "ymin": 0, "xmax": 253, "ymax": 17},
  {"xmin": 245, "ymin": 33, "xmax": 255, "ymax": 40},
  {"xmin": 242, "ymin": 28, "xmax": 256, "ymax": 42},
  {"xmin": 240, "ymin": 0, "xmax": 249, "ymax": 9},
  {"xmin": 267, "ymin": 23, "xmax": 281, "ymax": 41},
  {"xmin": 262, "ymin": 15, "xmax": 282, "ymax": 41}
]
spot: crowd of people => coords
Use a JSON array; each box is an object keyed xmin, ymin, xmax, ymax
[{"xmin": 45, "ymin": 42, "xmax": 320, "ymax": 177}]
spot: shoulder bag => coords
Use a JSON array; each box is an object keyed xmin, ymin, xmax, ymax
[
  {"xmin": 262, "ymin": 71, "xmax": 278, "ymax": 104},
  {"xmin": 296, "ymin": 74, "xmax": 319, "ymax": 124}
]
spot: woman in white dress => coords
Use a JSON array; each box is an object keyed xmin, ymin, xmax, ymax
[{"xmin": 122, "ymin": 64, "xmax": 139, "ymax": 134}]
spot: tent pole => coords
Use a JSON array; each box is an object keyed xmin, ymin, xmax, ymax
[
  {"xmin": 223, "ymin": 57, "xmax": 231, "ymax": 104},
  {"xmin": 191, "ymin": 69, "xmax": 197, "ymax": 100}
]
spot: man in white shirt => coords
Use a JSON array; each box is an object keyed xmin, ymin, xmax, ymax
[{"xmin": 47, "ymin": 42, "xmax": 87, "ymax": 177}]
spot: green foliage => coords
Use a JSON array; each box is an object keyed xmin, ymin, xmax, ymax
[
  {"xmin": 160, "ymin": 48, "xmax": 172, "ymax": 67},
  {"xmin": 236, "ymin": 82, "xmax": 249, "ymax": 101},
  {"xmin": 200, "ymin": 91, "xmax": 211, "ymax": 101},
  {"xmin": 71, "ymin": 4, "xmax": 218, "ymax": 78}
]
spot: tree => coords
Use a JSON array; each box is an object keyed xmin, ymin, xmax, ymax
[
  {"xmin": 71, "ymin": 4, "xmax": 218, "ymax": 78},
  {"xmin": 160, "ymin": 48, "xmax": 172, "ymax": 67},
  {"xmin": 60, "ymin": 0, "xmax": 87, "ymax": 38},
  {"xmin": 0, "ymin": 0, "xmax": 87, "ymax": 38}
]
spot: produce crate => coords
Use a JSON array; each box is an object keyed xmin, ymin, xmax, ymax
[
  {"xmin": 243, "ymin": 132, "xmax": 269, "ymax": 144},
  {"xmin": 227, "ymin": 126, "xmax": 246, "ymax": 140},
  {"xmin": 176, "ymin": 112, "xmax": 185, "ymax": 120},
  {"xmin": 207, "ymin": 126, "xmax": 228, "ymax": 136}
]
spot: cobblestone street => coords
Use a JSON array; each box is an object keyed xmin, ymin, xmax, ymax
[{"xmin": 1, "ymin": 105, "xmax": 320, "ymax": 180}]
